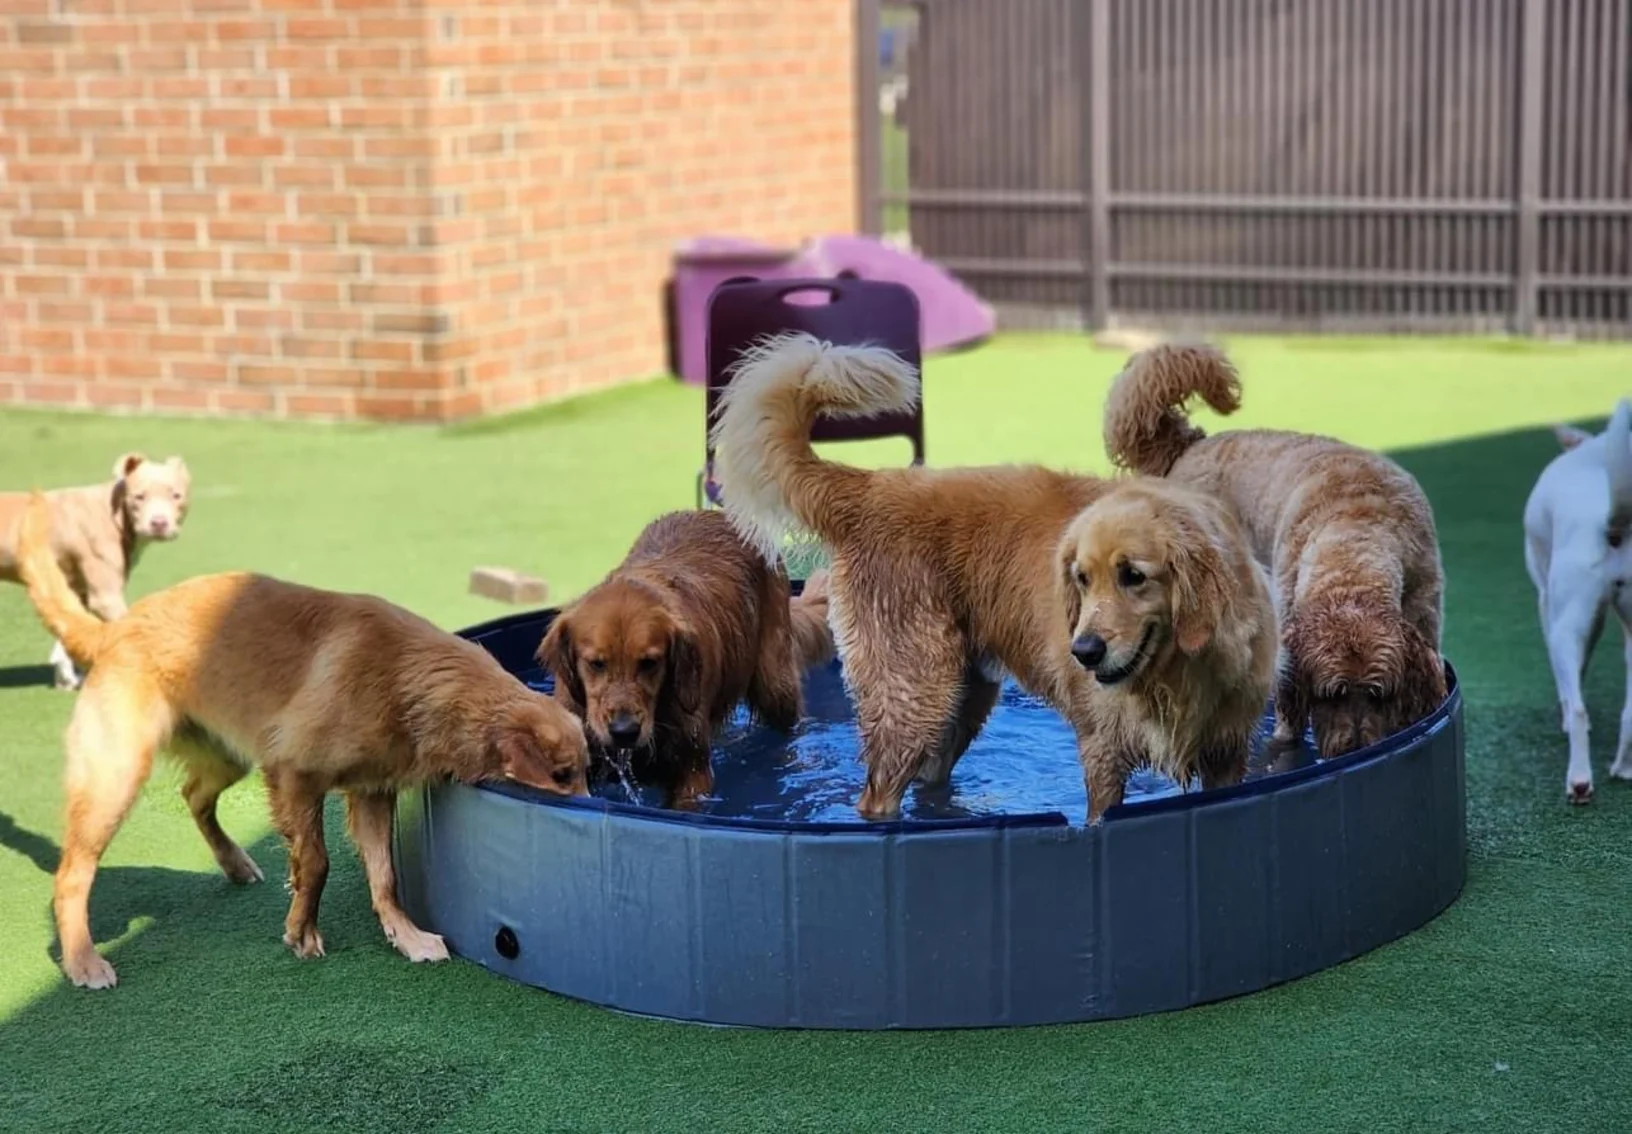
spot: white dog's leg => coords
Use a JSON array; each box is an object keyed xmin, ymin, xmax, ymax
[
  {"xmin": 1543, "ymin": 591, "xmax": 1599, "ymax": 803},
  {"xmin": 1612, "ymin": 603, "xmax": 1632, "ymax": 781},
  {"xmin": 49, "ymin": 639, "xmax": 82, "ymax": 691}
]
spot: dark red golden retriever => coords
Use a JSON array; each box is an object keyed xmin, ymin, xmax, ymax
[{"xmin": 537, "ymin": 509, "xmax": 834, "ymax": 808}]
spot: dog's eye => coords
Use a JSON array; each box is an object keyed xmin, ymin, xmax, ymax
[
  {"xmin": 552, "ymin": 767, "xmax": 576, "ymax": 787},
  {"xmin": 585, "ymin": 658, "xmax": 607, "ymax": 675},
  {"xmin": 637, "ymin": 657, "xmax": 659, "ymax": 676},
  {"xmin": 1074, "ymin": 568, "xmax": 1089, "ymax": 589},
  {"xmin": 1116, "ymin": 563, "xmax": 1146, "ymax": 588},
  {"xmin": 132, "ymin": 493, "xmax": 146, "ymax": 504},
  {"xmin": 1611, "ymin": 530, "xmax": 1624, "ymax": 550}
]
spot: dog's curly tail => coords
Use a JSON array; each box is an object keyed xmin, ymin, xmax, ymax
[
  {"xmin": 1605, "ymin": 399, "xmax": 1632, "ymax": 537},
  {"xmin": 17, "ymin": 492, "xmax": 107, "ymax": 667},
  {"xmin": 1102, "ymin": 342, "xmax": 1242, "ymax": 476},
  {"xmin": 709, "ymin": 331, "xmax": 919, "ymax": 564}
]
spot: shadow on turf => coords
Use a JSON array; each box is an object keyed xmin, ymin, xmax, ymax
[
  {"xmin": 0, "ymin": 419, "xmax": 1624, "ymax": 1134},
  {"xmin": 0, "ymin": 808, "xmax": 508, "ymax": 1134},
  {"xmin": 0, "ymin": 664, "xmax": 54, "ymax": 689}
]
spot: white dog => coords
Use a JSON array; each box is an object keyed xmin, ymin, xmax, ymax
[{"xmin": 1523, "ymin": 400, "xmax": 1632, "ymax": 803}]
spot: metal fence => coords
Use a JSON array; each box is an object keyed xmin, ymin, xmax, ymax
[{"xmin": 857, "ymin": 0, "xmax": 1632, "ymax": 337}]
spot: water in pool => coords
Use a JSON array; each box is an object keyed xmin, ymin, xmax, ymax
[{"xmin": 524, "ymin": 662, "xmax": 1317, "ymax": 825}]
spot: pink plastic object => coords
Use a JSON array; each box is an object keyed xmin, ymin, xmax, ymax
[
  {"xmin": 666, "ymin": 237, "xmax": 802, "ymax": 389},
  {"xmin": 804, "ymin": 233, "xmax": 994, "ymax": 358},
  {"xmin": 667, "ymin": 234, "xmax": 995, "ymax": 386}
]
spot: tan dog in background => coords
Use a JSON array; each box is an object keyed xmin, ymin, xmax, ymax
[
  {"xmin": 1103, "ymin": 343, "xmax": 1447, "ymax": 758},
  {"xmin": 0, "ymin": 452, "xmax": 192, "ymax": 689},
  {"xmin": 710, "ymin": 332, "xmax": 1276, "ymax": 821},
  {"xmin": 538, "ymin": 509, "xmax": 834, "ymax": 809},
  {"xmin": 16, "ymin": 494, "xmax": 588, "ymax": 990}
]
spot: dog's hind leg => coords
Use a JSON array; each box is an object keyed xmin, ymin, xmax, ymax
[
  {"xmin": 266, "ymin": 769, "xmax": 330, "ymax": 958},
  {"xmin": 748, "ymin": 573, "xmax": 806, "ymax": 732},
  {"xmin": 919, "ymin": 668, "xmax": 1002, "ymax": 788},
  {"xmin": 169, "ymin": 732, "xmax": 263, "ymax": 885},
  {"xmin": 48, "ymin": 639, "xmax": 82, "ymax": 691},
  {"xmin": 1542, "ymin": 580, "xmax": 1601, "ymax": 804},
  {"xmin": 1609, "ymin": 597, "xmax": 1632, "ymax": 783},
  {"xmin": 849, "ymin": 626, "xmax": 967, "ymax": 820},
  {"xmin": 54, "ymin": 673, "xmax": 168, "ymax": 989},
  {"xmin": 344, "ymin": 790, "xmax": 448, "ymax": 964}
]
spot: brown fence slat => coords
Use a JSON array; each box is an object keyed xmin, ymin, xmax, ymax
[{"xmin": 867, "ymin": 0, "xmax": 1631, "ymax": 337}]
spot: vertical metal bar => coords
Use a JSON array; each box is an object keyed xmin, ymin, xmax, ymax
[
  {"xmin": 1514, "ymin": 0, "xmax": 1545, "ymax": 335},
  {"xmin": 856, "ymin": 0, "xmax": 884, "ymax": 236},
  {"xmin": 1083, "ymin": 0, "xmax": 1111, "ymax": 330}
]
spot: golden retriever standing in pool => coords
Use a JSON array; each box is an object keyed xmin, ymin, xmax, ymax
[
  {"xmin": 709, "ymin": 332, "xmax": 1276, "ymax": 822},
  {"xmin": 538, "ymin": 510, "xmax": 834, "ymax": 809},
  {"xmin": 16, "ymin": 494, "xmax": 589, "ymax": 990},
  {"xmin": 1102, "ymin": 343, "xmax": 1447, "ymax": 758}
]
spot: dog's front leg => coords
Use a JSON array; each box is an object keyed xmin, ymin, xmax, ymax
[
  {"xmin": 345, "ymin": 790, "xmax": 448, "ymax": 963},
  {"xmin": 1083, "ymin": 754, "xmax": 1127, "ymax": 825},
  {"xmin": 666, "ymin": 744, "xmax": 715, "ymax": 810},
  {"xmin": 267, "ymin": 771, "xmax": 331, "ymax": 958}
]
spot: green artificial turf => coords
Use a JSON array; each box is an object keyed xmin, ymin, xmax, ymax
[{"xmin": 2, "ymin": 333, "xmax": 1631, "ymax": 1134}]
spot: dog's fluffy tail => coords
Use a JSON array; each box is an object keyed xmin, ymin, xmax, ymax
[
  {"xmin": 1605, "ymin": 399, "xmax": 1632, "ymax": 535},
  {"xmin": 1102, "ymin": 342, "xmax": 1242, "ymax": 476},
  {"xmin": 17, "ymin": 492, "xmax": 107, "ymax": 666},
  {"xmin": 709, "ymin": 331, "xmax": 920, "ymax": 562},
  {"xmin": 790, "ymin": 569, "xmax": 836, "ymax": 668}
]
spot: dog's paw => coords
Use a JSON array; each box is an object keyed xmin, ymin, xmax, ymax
[
  {"xmin": 392, "ymin": 928, "xmax": 450, "ymax": 964},
  {"xmin": 64, "ymin": 950, "xmax": 118, "ymax": 990},
  {"xmin": 1610, "ymin": 758, "xmax": 1632, "ymax": 782},
  {"xmin": 1566, "ymin": 779, "xmax": 1595, "ymax": 805},
  {"xmin": 283, "ymin": 925, "xmax": 326, "ymax": 959},
  {"xmin": 221, "ymin": 847, "xmax": 265, "ymax": 885}
]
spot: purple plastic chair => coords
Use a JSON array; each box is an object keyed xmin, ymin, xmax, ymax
[{"xmin": 697, "ymin": 276, "xmax": 925, "ymax": 509}]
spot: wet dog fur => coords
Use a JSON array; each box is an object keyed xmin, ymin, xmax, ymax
[
  {"xmin": 709, "ymin": 332, "xmax": 1276, "ymax": 822},
  {"xmin": 0, "ymin": 452, "xmax": 192, "ymax": 689},
  {"xmin": 537, "ymin": 509, "xmax": 835, "ymax": 809},
  {"xmin": 1103, "ymin": 343, "xmax": 1447, "ymax": 758},
  {"xmin": 16, "ymin": 494, "xmax": 589, "ymax": 990}
]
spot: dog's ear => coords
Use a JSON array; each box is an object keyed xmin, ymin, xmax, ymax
[
  {"xmin": 1274, "ymin": 612, "xmax": 1312, "ymax": 735},
  {"xmin": 488, "ymin": 712, "xmax": 587, "ymax": 795},
  {"xmin": 1057, "ymin": 536, "xmax": 1083, "ymax": 637},
  {"xmin": 1394, "ymin": 621, "xmax": 1448, "ymax": 725},
  {"xmin": 165, "ymin": 456, "xmax": 191, "ymax": 485},
  {"xmin": 113, "ymin": 453, "xmax": 146, "ymax": 480},
  {"xmin": 666, "ymin": 619, "xmax": 704, "ymax": 719},
  {"xmin": 535, "ymin": 613, "xmax": 585, "ymax": 711},
  {"xmin": 1169, "ymin": 530, "xmax": 1230, "ymax": 656},
  {"xmin": 1553, "ymin": 424, "xmax": 1592, "ymax": 450}
]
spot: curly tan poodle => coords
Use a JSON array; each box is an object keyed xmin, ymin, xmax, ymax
[{"xmin": 1103, "ymin": 343, "xmax": 1447, "ymax": 758}]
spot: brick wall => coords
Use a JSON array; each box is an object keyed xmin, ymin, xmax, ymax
[{"xmin": 0, "ymin": 0, "xmax": 856, "ymax": 422}]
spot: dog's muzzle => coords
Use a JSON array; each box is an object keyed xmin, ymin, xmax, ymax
[{"xmin": 1075, "ymin": 624, "xmax": 1156, "ymax": 687}]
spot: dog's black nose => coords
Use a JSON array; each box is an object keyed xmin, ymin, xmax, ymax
[
  {"xmin": 1071, "ymin": 634, "xmax": 1107, "ymax": 669},
  {"xmin": 607, "ymin": 715, "xmax": 641, "ymax": 748}
]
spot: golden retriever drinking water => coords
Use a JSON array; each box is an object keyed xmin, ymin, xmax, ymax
[
  {"xmin": 16, "ymin": 494, "xmax": 589, "ymax": 990},
  {"xmin": 709, "ymin": 332, "xmax": 1277, "ymax": 822},
  {"xmin": 537, "ymin": 509, "xmax": 834, "ymax": 809}
]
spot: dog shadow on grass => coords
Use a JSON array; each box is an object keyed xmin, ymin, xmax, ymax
[
  {"xmin": 0, "ymin": 664, "xmax": 55, "ymax": 689},
  {"xmin": 0, "ymin": 807, "xmax": 508, "ymax": 1134}
]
